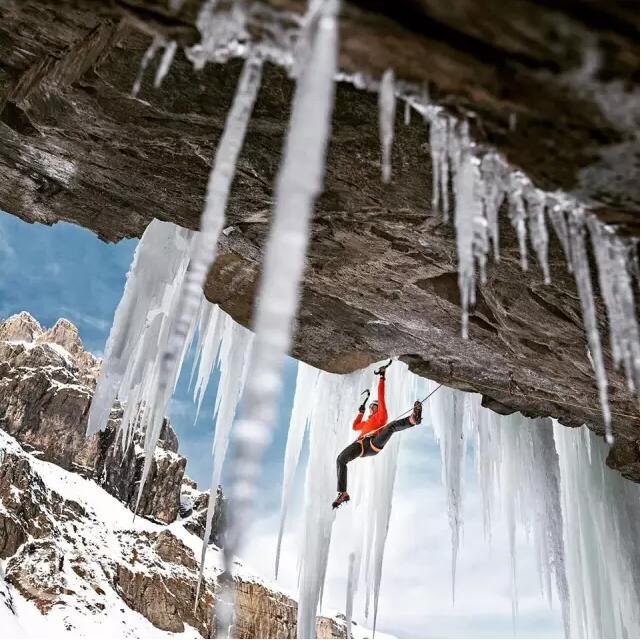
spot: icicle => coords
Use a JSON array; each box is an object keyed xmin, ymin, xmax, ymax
[
  {"xmin": 403, "ymin": 99, "xmax": 411, "ymax": 126},
  {"xmin": 428, "ymin": 382, "xmax": 467, "ymax": 602},
  {"xmin": 500, "ymin": 415, "xmax": 520, "ymax": 632},
  {"xmin": 378, "ymin": 69, "xmax": 396, "ymax": 184},
  {"xmin": 189, "ymin": 303, "xmax": 215, "ymax": 390},
  {"xmin": 525, "ymin": 187, "xmax": 551, "ymax": 284},
  {"xmin": 219, "ymin": 2, "xmax": 338, "ymax": 636},
  {"xmin": 454, "ymin": 154, "xmax": 485, "ymax": 339},
  {"xmin": 554, "ymin": 423, "xmax": 639, "ymax": 638},
  {"xmin": 507, "ymin": 173, "xmax": 529, "ymax": 271},
  {"xmin": 587, "ymin": 216, "xmax": 640, "ymax": 392},
  {"xmin": 154, "ymin": 40, "xmax": 178, "ymax": 88},
  {"xmin": 134, "ymin": 56, "xmax": 264, "ymax": 518},
  {"xmin": 447, "ymin": 118, "xmax": 470, "ymax": 184},
  {"xmin": 474, "ymin": 401, "xmax": 502, "ymax": 543},
  {"xmin": 275, "ymin": 363, "xmax": 320, "ymax": 579},
  {"xmin": 567, "ymin": 209, "xmax": 613, "ymax": 443},
  {"xmin": 428, "ymin": 114, "xmax": 449, "ymax": 220},
  {"xmin": 132, "ymin": 36, "xmax": 163, "ymax": 98},
  {"xmin": 193, "ymin": 306, "xmax": 223, "ymax": 417},
  {"xmin": 196, "ymin": 313, "xmax": 254, "ymax": 600},
  {"xmin": 479, "ymin": 154, "xmax": 506, "ymax": 262}
]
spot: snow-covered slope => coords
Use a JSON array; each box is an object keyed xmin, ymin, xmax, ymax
[{"xmin": 0, "ymin": 313, "xmax": 351, "ymax": 638}]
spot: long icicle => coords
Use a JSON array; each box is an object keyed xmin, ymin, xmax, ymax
[
  {"xmin": 217, "ymin": 2, "xmax": 338, "ymax": 636},
  {"xmin": 86, "ymin": 220, "xmax": 193, "ymax": 443},
  {"xmin": 378, "ymin": 69, "xmax": 396, "ymax": 184},
  {"xmin": 134, "ymin": 55, "xmax": 264, "ymax": 513},
  {"xmin": 275, "ymin": 363, "xmax": 320, "ymax": 580},
  {"xmin": 566, "ymin": 208, "xmax": 613, "ymax": 444},
  {"xmin": 195, "ymin": 313, "xmax": 254, "ymax": 604}
]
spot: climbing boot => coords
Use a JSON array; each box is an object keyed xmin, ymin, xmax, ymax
[
  {"xmin": 332, "ymin": 491, "xmax": 350, "ymax": 509},
  {"xmin": 411, "ymin": 400, "xmax": 423, "ymax": 425}
]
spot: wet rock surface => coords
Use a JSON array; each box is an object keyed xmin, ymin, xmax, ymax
[{"xmin": 0, "ymin": 1, "xmax": 638, "ymax": 476}]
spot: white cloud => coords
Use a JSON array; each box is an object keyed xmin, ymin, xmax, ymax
[
  {"xmin": 0, "ymin": 231, "xmax": 16, "ymax": 264},
  {"xmin": 60, "ymin": 307, "xmax": 110, "ymax": 333}
]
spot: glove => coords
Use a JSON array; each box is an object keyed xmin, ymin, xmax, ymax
[{"xmin": 358, "ymin": 402, "xmax": 366, "ymax": 413}]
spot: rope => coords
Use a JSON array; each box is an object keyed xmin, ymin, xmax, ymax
[{"xmin": 388, "ymin": 383, "xmax": 444, "ymax": 423}]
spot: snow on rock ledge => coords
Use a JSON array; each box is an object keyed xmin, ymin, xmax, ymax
[
  {"xmin": 0, "ymin": 429, "xmax": 348, "ymax": 638},
  {"xmin": 0, "ymin": 312, "xmax": 184, "ymax": 523}
]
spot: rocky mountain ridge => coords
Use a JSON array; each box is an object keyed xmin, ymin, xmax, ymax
[{"xmin": 0, "ymin": 312, "xmax": 349, "ymax": 638}]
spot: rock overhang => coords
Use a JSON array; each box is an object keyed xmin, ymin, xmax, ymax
[{"xmin": 0, "ymin": 0, "xmax": 638, "ymax": 477}]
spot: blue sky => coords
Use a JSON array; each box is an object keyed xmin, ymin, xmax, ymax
[{"xmin": 0, "ymin": 210, "xmax": 564, "ymax": 638}]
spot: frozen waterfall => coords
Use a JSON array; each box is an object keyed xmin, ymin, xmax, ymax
[
  {"xmin": 554, "ymin": 423, "xmax": 639, "ymax": 638},
  {"xmin": 84, "ymin": 4, "xmax": 639, "ymax": 637},
  {"xmin": 275, "ymin": 360, "xmax": 420, "ymax": 638}
]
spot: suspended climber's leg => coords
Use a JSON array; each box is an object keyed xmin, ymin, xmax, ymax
[
  {"xmin": 333, "ymin": 440, "xmax": 363, "ymax": 508},
  {"xmin": 369, "ymin": 400, "xmax": 423, "ymax": 450}
]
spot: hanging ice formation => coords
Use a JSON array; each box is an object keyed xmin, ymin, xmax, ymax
[
  {"xmin": 428, "ymin": 382, "xmax": 469, "ymax": 603},
  {"xmin": 433, "ymin": 383, "xmax": 640, "ymax": 639},
  {"xmin": 378, "ymin": 69, "xmax": 396, "ymax": 184},
  {"xmin": 88, "ymin": 3, "xmax": 639, "ymax": 637},
  {"xmin": 554, "ymin": 423, "xmax": 639, "ymax": 638},
  {"xmin": 274, "ymin": 360, "xmax": 420, "ymax": 638},
  {"xmin": 216, "ymin": 1, "xmax": 339, "ymax": 635},
  {"xmin": 274, "ymin": 363, "xmax": 320, "ymax": 580},
  {"xmin": 86, "ymin": 219, "xmax": 194, "ymax": 449},
  {"xmin": 88, "ymin": 52, "xmax": 263, "ymax": 523},
  {"xmin": 480, "ymin": 412, "xmax": 571, "ymax": 635},
  {"xmin": 194, "ymin": 310, "xmax": 255, "ymax": 599},
  {"xmin": 417, "ymin": 102, "xmax": 639, "ymax": 441},
  {"xmin": 426, "ymin": 385, "xmax": 638, "ymax": 638}
]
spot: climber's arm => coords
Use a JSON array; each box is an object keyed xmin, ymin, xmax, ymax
[{"xmin": 377, "ymin": 375, "xmax": 387, "ymax": 422}]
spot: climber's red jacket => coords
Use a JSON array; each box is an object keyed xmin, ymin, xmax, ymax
[{"xmin": 352, "ymin": 377, "xmax": 388, "ymax": 438}]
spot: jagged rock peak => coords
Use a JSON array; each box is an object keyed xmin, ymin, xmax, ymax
[
  {"xmin": 0, "ymin": 312, "xmax": 185, "ymax": 523},
  {"xmin": 0, "ymin": 313, "xmax": 100, "ymax": 384},
  {"xmin": 36, "ymin": 317, "xmax": 84, "ymax": 357},
  {"xmin": 0, "ymin": 311, "xmax": 42, "ymax": 342}
]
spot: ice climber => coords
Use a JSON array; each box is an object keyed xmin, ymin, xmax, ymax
[{"xmin": 332, "ymin": 360, "xmax": 423, "ymax": 509}]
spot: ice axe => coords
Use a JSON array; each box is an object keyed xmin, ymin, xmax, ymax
[
  {"xmin": 374, "ymin": 358, "xmax": 393, "ymax": 377},
  {"xmin": 358, "ymin": 388, "xmax": 370, "ymax": 413}
]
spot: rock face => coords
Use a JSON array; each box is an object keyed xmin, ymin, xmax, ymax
[
  {"xmin": 0, "ymin": 311, "xmax": 186, "ymax": 522},
  {"xmin": 0, "ymin": 429, "xmax": 346, "ymax": 638},
  {"xmin": 0, "ymin": 2, "xmax": 637, "ymax": 475},
  {"xmin": 0, "ymin": 315, "xmax": 348, "ymax": 638},
  {"xmin": 181, "ymin": 481, "xmax": 227, "ymax": 549}
]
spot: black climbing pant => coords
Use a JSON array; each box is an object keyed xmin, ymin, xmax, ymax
[{"xmin": 336, "ymin": 416, "xmax": 413, "ymax": 492}]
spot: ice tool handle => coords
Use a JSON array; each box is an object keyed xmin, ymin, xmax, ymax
[{"xmin": 358, "ymin": 388, "xmax": 370, "ymax": 413}]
